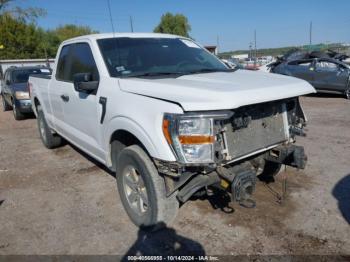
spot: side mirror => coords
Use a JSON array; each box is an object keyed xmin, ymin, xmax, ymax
[{"xmin": 73, "ymin": 73, "xmax": 99, "ymax": 93}]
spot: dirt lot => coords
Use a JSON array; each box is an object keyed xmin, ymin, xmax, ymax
[{"xmin": 0, "ymin": 95, "xmax": 349, "ymax": 256}]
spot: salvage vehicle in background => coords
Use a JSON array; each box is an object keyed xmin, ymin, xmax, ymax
[
  {"xmin": 268, "ymin": 49, "xmax": 350, "ymax": 99},
  {"xmin": 29, "ymin": 33, "xmax": 315, "ymax": 227},
  {"xmin": 270, "ymin": 57, "xmax": 350, "ymax": 99},
  {"xmin": 1, "ymin": 66, "xmax": 52, "ymax": 119}
]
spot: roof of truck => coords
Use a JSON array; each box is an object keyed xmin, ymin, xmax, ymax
[{"xmin": 63, "ymin": 33, "xmax": 184, "ymax": 44}]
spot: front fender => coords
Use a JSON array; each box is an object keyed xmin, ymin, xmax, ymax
[{"xmin": 104, "ymin": 116, "xmax": 177, "ymax": 167}]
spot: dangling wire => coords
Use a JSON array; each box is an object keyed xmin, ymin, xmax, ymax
[{"xmin": 263, "ymin": 164, "xmax": 288, "ymax": 205}]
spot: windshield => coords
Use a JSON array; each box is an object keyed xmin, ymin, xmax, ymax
[
  {"xmin": 11, "ymin": 68, "xmax": 52, "ymax": 83},
  {"xmin": 97, "ymin": 37, "xmax": 229, "ymax": 77}
]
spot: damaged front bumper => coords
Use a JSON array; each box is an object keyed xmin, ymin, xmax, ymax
[
  {"xmin": 156, "ymin": 97, "xmax": 309, "ymax": 204},
  {"xmin": 156, "ymin": 143, "xmax": 308, "ymax": 204}
]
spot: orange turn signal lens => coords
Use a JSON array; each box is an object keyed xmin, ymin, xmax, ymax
[
  {"xmin": 178, "ymin": 135, "xmax": 215, "ymax": 144},
  {"xmin": 162, "ymin": 119, "xmax": 172, "ymax": 144}
]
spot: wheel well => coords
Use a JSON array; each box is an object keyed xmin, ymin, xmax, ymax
[
  {"xmin": 34, "ymin": 97, "xmax": 40, "ymax": 108},
  {"xmin": 110, "ymin": 130, "xmax": 144, "ymax": 171},
  {"xmin": 33, "ymin": 97, "xmax": 40, "ymax": 115}
]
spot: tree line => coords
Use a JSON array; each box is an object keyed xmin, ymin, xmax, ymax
[
  {"xmin": 0, "ymin": 15, "xmax": 97, "ymax": 59},
  {"xmin": 0, "ymin": 0, "xmax": 192, "ymax": 60}
]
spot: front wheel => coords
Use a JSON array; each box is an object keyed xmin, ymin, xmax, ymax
[
  {"xmin": 116, "ymin": 145, "xmax": 179, "ymax": 227},
  {"xmin": 37, "ymin": 105, "xmax": 63, "ymax": 149},
  {"xmin": 12, "ymin": 102, "xmax": 25, "ymax": 120}
]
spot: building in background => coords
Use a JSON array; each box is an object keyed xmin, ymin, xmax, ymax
[{"xmin": 232, "ymin": 54, "xmax": 249, "ymax": 61}]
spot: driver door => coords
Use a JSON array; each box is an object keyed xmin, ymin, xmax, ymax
[
  {"xmin": 314, "ymin": 59, "xmax": 348, "ymax": 92},
  {"xmin": 54, "ymin": 42, "xmax": 104, "ymax": 161},
  {"xmin": 286, "ymin": 59, "xmax": 316, "ymax": 85}
]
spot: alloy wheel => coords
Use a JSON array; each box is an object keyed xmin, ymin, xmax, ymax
[
  {"xmin": 122, "ymin": 165, "xmax": 149, "ymax": 215},
  {"xmin": 12, "ymin": 103, "xmax": 17, "ymax": 117},
  {"xmin": 39, "ymin": 117, "xmax": 47, "ymax": 144}
]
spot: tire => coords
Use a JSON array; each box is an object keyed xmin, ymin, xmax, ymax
[
  {"xmin": 1, "ymin": 94, "xmax": 11, "ymax": 111},
  {"xmin": 345, "ymin": 88, "xmax": 350, "ymax": 100},
  {"xmin": 36, "ymin": 105, "xmax": 63, "ymax": 149},
  {"xmin": 12, "ymin": 101, "xmax": 25, "ymax": 120},
  {"xmin": 116, "ymin": 145, "xmax": 179, "ymax": 227}
]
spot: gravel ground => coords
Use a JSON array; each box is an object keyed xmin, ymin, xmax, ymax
[{"xmin": 0, "ymin": 95, "xmax": 349, "ymax": 256}]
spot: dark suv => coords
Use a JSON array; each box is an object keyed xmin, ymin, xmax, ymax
[{"xmin": 1, "ymin": 66, "xmax": 52, "ymax": 120}]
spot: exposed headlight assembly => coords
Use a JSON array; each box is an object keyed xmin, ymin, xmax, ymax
[
  {"xmin": 163, "ymin": 112, "xmax": 233, "ymax": 164},
  {"xmin": 15, "ymin": 91, "xmax": 30, "ymax": 100}
]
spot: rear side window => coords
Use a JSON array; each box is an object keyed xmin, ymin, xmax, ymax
[
  {"xmin": 56, "ymin": 45, "xmax": 71, "ymax": 81},
  {"xmin": 56, "ymin": 43, "xmax": 99, "ymax": 82},
  {"xmin": 315, "ymin": 61, "xmax": 338, "ymax": 72}
]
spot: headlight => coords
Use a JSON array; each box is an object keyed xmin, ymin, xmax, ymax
[
  {"xmin": 15, "ymin": 91, "xmax": 30, "ymax": 100},
  {"xmin": 163, "ymin": 112, "xmax": 232, "ymax": 164},
  {"xmin": 178, "ymin": 118, "xmax": 212, "ymax": 136}
]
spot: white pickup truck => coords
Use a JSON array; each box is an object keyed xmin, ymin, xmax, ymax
[{"xmin": 29, "ymin": 33, "xmax": 315, "ymax": 227}]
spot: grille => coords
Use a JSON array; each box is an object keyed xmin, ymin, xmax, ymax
[{"xmin": 223, "ymin": 102, "xmax": 288, "ymax": 160}]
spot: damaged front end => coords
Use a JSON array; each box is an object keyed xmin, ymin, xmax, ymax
[{"xmin": 156, "ymin": 97, "xmax": 308, "ymax": 205}]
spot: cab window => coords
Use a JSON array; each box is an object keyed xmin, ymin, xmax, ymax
[
  {"xmin": 56, "ymin": 43, "xmax": 99, "ymax": 82},
  {"xmin": 56, "ymin": 45, "xmax": 72, "ymax": 81}
]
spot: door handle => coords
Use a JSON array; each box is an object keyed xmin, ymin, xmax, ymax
[
  {"xmin": 60, "ymin": 94, "xmax": 69, "ymax": 102},
  {"xmin": 99, "ymin": 96, "xmax": 107, "ymax": 124}
]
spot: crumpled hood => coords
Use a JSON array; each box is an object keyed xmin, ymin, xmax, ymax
[{"xmin": 119, "ymin": 70, "xmax": 316, "ymax": 111}]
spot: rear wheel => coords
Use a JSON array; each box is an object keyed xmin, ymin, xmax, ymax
[
  {"xmin": 1, "ymin": 94, "xmax": 11, "ymax": 111},
  {"xmin": 37, "ymin": 105, "xmax": 63, "ymax": 149},
  {"xmin": 12, "ymin": 101, "xmax": 25, "ymax": 120},
  {"xmin": 116, "ymin": 145, "xmax": 179, "ymax": 227}
]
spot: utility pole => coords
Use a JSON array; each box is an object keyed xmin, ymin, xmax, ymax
[
  {"xmin": 129, "ymin": 15, "xmax": 134, "ymax": 32},
  {"xmin": 216, "ymin": 35, "xmax": 219, "ymax": 55},
  {"xmin": 309, "ymin": 21, "xmax": 312, "ymax": 46},
  {"xmin": 43, "ymin": 45, "xmax": 49, "ymax": 67},
  {"xmin": 249, "ymin": 42, "xmax": 253, "ymax": 59},
  {"xmin": 254, "ymin": 29, "xmax": 257, "ymax": 61}
]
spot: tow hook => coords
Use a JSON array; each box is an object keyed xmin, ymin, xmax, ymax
[
  {"xmin": 264, "ymin": 145, "xmax": 307, "ymax": 169},
  {"xmin": 216, "ymin": 166, "xmax": 256, "ymax": 208}
]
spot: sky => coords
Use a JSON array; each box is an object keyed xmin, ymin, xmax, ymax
[{"xmin": 19, "ymin": 0, "xmax": 350, "ymax": 52}]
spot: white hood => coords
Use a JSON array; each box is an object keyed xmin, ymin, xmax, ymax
[{"xmin": 119, "ymin": 70, "xmax": 316, "ymax": 111}]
